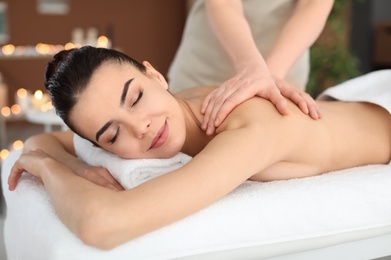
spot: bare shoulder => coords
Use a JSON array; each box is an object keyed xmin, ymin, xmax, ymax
[
  {"xmin": 173, "ymin": 86, "xmax": 216, "ymax": 99},
  {"xmin": 216, "ymin": 97, "xmax": 285, "ymax": 133},
  {"xmin": 173, "ymin": 86, "xmax": 217, "ymax": 125}
]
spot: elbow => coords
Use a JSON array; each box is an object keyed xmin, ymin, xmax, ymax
[
  {"xmin": 79, "ymin": 231, "xmax": 118, "ymax": 251},
  {"xmin": 76, "ymin": 201, "xmax": 130, "ymax": 250},
  {"xmin": 22, "ymin": 134, "xmax": 46, "ymax": 151},
  {"xmin": 23, "ymin": 133, "xmax": 58, "ymax": 152}
]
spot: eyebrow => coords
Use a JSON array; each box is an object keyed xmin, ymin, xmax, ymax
[
  {"xmin": 96, "ymin": 121, "xmax": 113, "ymax": 142},
  {"xmin": 95, "ymin": 78, "xmax": 134, "ymax": 142},
  {"xmin": 120, "ymin": 78, "xmax": 134, "ymax": 106}
]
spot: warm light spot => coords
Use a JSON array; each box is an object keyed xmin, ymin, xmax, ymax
[
  {"xmin": 11, "ymin": 104, "xmax": 21, "ymax": 115},
  {"xmin": 97, "ymin": 36, "xmax": 109, "ymax": 48},
  {"xmin": 64, "ymin": 42, "xmax": 75, "ymax": 50},
  {"xmin": 0, "ymin": 149, "xmax": 9, "ymax": 160},
  {"xmin": 41, "ymin": 104, "xmax": 48, "ymax": 112},
  {"xmin": 12, "ymin": 140, "xmax": 24, "ymax": 150},
  {"xmin": 46, "ymin": 101, "xmax": 53, "ymax": 110},
  {"xmin": 1, "ymin": 106, "xmax": 11, "ymax": 117},
  {"xmin": 34, "ymin": 90, "xmax": 43, "ymax": 100},
  {"xmin": 17, "ymin": 88, "xmax": 28, "ymax": 98},
  {"xmin": 2, "ymin": 44, "xmax": 15, "ymax": 55},
  {"xmin": 35, "ymin": 43, "xmax": 50, "ymax": 54}
]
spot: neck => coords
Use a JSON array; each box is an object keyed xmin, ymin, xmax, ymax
[{"xmin": 176, "ymin": 97, "xmax": 213, "ymax": 157}]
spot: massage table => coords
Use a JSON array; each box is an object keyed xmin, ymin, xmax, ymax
[
  {"xmin": 2, "ymin": 148, "xmax": 391, "ymax": 259},
  {"xmin": 2, "ymin": 70, "xmax": 391, "ymax": 259}
]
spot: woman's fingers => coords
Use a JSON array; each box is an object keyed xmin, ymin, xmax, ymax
[
  {"xmin": 8, "ymin": 150, "xmax": 48, "ymax": 191},
  {"xmin": 8, "ymin": 164, "xmax": 25, "ymax": 191},
  {"xmin": 82, "ymin": 167, "xmax": 125, "ymax": 191},
  {"xmin": 100, "ymin": 172, "xmax": 124, "ymax": 191}
]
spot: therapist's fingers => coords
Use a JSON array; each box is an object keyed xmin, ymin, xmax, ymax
[
  {"xmin": 278, "ymin": 82, "xmax": 321, "ymax": 120},
  {"xmin": 202, "ymin": 85, "xmax": 234, "ymax": 133},
  {"xmin": 202, "ymin": 80, "xmax": 249, "ymax": 135},
  {"xmin": 209, "ymin": 88, "xmax": 249, "ymax": 128},
  {"xmin": 302, "ymin": 92, "xmax": 322, "ymax": 119},
  {"xmin": 201, "ymin": 80, "xmax": 238, "ymax": 117},
  {"xmin": 264, "ymin": 87, "xmax": 290, "ymax": 116},
  {"xmin": 201, "ymin": 89, "xmax": 218, "ymax": 134}
]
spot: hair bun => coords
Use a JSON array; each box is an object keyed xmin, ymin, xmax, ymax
[{"xmin": 44, "ymin": 49, "xmax": 75, "ymax": 90}]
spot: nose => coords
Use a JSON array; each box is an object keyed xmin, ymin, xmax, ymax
[{"xmin": 127, "ymin": 116, "xmax": 151, "ymax": 139}]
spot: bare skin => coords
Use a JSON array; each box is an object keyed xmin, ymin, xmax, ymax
[
  {"xmin": 8, "ymin": 62, "xmax": 391, "ymax": 250},
  {"xmin": 181, "ymin": 86, "xmax": 391, "ymax": 180}
]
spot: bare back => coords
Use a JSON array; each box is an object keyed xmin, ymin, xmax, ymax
[{"xmin": 176, "ymin": 87, "xmax": 391, "ymax": 181}]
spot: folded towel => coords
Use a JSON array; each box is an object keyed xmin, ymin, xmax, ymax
[
  {"xmin": 317, "ymin": 69, "xmax": 391, "ymax": 114},
  {"xmin": 73, "ymin": 134, "xmax": 192, "ymax": 189}
]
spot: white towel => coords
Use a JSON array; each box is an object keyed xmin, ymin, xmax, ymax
[
  {"xmin": 317, "ymin": 69, "xmax": 391, "ymax": 114},
  {"xmin": 73, "ymin": 134, "xmax": 192, "ymax": 189}
]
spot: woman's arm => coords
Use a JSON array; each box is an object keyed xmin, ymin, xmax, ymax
[
  {"xmin": 266, "ymin": 0, "xmax": 334, "ymax": 78},
  {"xmin": 22, "ymin": 131, "xmax": 80, "ymax": 172},
  {"xmin": 9, "ymin": 131, "xmax": 123, "ymax": 191},
  {"xmin": 9, "ymin": 101, "xmax": 288, "ymax": 250}
]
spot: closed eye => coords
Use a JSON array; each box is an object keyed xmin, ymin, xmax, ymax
[
  {"xmin": 110, "ymin": 127, "xmax": 120, "ymax": 144},
  {"xmin": 132, "ymin": 89, "xmax": 143, "ymax": 107}
]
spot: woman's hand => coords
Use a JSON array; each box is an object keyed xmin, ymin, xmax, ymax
[
  {"xmin": 75, "ymin": 165, "xmax": 124, "ymax": 191},
  {"xmin": 8, "ymin": 149, "xmax": 124, "ymax": 192},
  {"xmin": 201, "ymin": 72, "xmax": 321, "ymax": 135},
  {"xmin": 8, "ymin": 149, "xmax": 55, "ymax": 191}
]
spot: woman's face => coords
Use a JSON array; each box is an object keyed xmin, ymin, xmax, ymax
[{"xmin": 70, "ymin": 61, "xmax": 187, "ymax": 159}]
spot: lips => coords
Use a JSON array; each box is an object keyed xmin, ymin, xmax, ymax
[{"xmin": 150, "ymin": 121, "xmax": 168, "ymax": 149}]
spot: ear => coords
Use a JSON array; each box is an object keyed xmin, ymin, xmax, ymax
[{"xmin": 143, "ymin": 61, "xmax": 168, "ymax": 90}]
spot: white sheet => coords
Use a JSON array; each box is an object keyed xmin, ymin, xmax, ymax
[
  {"xmin": 317, "ymin": 69, "xmax": 391, "ymax": 113},
  {"xmin": 2, "ymin": 149, "xmax": 391, "ymax": 260}
]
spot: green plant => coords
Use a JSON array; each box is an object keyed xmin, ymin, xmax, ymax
[{"xmin": 307, "ymin": 0, "xmax": 360, "ymax": 96}]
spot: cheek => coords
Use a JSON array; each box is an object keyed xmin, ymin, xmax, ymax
[{"xmin": 107, "ymin": 132, "xmax": 142, "ymax": 158}]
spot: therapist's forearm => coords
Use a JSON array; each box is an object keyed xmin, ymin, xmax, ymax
[
  {"xmin": 204, "ymin": 0, "xmax": 268, "ymax": 73},
  {"xmin": 266, "ymin": 0, "xmax": 334, "ymax": 79}
]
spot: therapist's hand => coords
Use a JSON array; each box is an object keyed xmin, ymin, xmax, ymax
[
  {"xmin": 272, "ymin": 76, "xmax": 321, "ymax": 119},
  {"xmin": 201, "ymin": 72, "xmax": 321, "ymax": 135}
]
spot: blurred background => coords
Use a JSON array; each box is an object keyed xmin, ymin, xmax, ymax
[
  {"xmin": 0, "ymin": 0, "xmax": 390, "ymax": 152},
  {"xmin": 0, "ymin": 0, "xmax": 390, "ymax": 186},
  {"xmin": 0, "ymin": 0, "xmax": 189, "ymax": 158},
  {"xmin": 0, "ymin": 0, "xmax": 390, "ymax": 258}
]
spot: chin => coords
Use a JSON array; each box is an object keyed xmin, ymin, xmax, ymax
[
  {"xmin": 161, "ymin": 147, "xmax": 183, "ymax": 158},
  {"xmin": 161, "ymin": 139, "xmax": 185, "ymax": 158}
]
